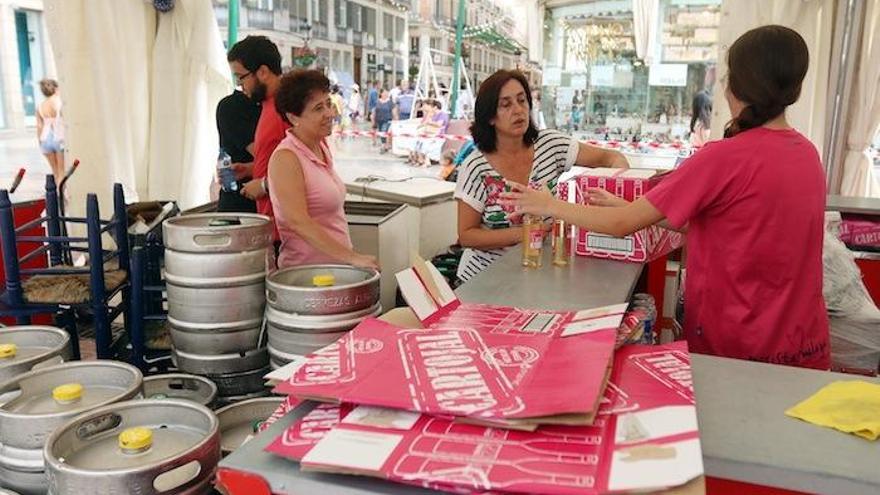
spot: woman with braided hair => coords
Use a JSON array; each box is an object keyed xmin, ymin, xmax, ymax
[{"xmin": 503, "ymin": 25, "xmax": 830, "ymax": 370}]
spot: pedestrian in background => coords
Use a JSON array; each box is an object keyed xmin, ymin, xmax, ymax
[
  {"xmin": 347, "ymin": 83, "xmax": 362, "ymax": 126},
  {"xmin": 689, "ymin": 90, "xmax": 713, "ymax": 147},
  {"xmin": 366, "ymin": 80, "xmax": 379, "ymax": 123},
  {"xmin": 371, "ymin": 88, "xmax": 394, "ymax": 153},
  {"xmin": 36, "ymin": 79, "xmax": 65, "ymax": 185}
]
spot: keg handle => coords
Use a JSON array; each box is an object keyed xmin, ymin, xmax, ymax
[
  {"xmin": 257, "ymin": 310, "xmax": 269, "ymax": 348},
  {"xmin": 192, "ymin": 233, "xmax": 232, "ymax": 247},
  {"xmin": 31, "ymin": 355, "xmax": 65, "ymax": 371},
  {"xmin": 266, "ymin": 290, "xmax": 277, "ymax": 304},
  {"xmin": 74, "ymin": 412, "xmax": 123, "ymax": 441},
  {"xmin": 168, "ymin": 378, "xmax": 198, "ymax": 392},
  {"xmin": 153, "ymin": 459, "xmax": 203, "ymax": 493}
]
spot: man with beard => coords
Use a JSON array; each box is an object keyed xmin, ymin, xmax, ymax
[{"xmin": 227, "ymin": 36, "xmax": 287, "ymax": 249}]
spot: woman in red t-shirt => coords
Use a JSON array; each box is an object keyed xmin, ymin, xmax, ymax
[{"xmin": 503, "ymin": 25, "xmax": 830, "ymax": 370}]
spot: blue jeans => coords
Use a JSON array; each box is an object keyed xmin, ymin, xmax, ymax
[{"xmin": 377, "ymin": 120, "xmax": 391, "ymax": 144}]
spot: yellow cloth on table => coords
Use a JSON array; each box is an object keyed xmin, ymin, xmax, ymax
[{"xmin": 785, "ymin": 381, "xmax": 880, "ymax": 441}]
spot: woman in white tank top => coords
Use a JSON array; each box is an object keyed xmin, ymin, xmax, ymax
[{"xmin": 36, "ymin": 79, "xmax": 65, "ymax": 185}]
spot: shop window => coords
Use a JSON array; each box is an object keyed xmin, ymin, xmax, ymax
[
  {"xmin": 335, "ymin": 0, "xmax": 347, "ymax": 29},
  {"xmin": 543, "ymin": 0, "xmax": 722, "ymax": 140}
]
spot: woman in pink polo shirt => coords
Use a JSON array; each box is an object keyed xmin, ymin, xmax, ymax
[
  {"xmin": 268, "ymin": 70, "xmax": 378, "ymax": 270},
  {"xmin": 504, "ymin": 25, "xmax": 830, "ymax": 370}
]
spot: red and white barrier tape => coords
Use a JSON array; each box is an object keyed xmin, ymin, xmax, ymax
[
  {"xmin": 332, "ymin": 130, "xmax": 696, "ymax": 153},
  {"xmin": 333, "ymin": 130, "xmax": 471, "ymax": 141},
  {"xmin": 584, "ymin": 139, "xmax": 695, "ymax": 152}
]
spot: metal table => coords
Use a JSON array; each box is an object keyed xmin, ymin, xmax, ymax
[
  {"xmin": 219, "ymin": 247, "xmax": 646, "ymax": 494},
  {"xmin": 694, "ymin": 354, "xmax": 880, "ymax": 495},
  {"xmin": 220, "ymin": 247, "xmax": 880, "ymax": 494},
  {"xmin": 826, "ymin": 194, "xmax": 880, "ymax": 215},
  {"xmin": 217, "ymin": 401, "xmax": 437, "ymax": 494},
  {"xmin": 455, "ymin": 244, "xmax": 644, "ymax": 310}
]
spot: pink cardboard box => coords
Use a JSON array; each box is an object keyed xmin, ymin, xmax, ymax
[
  {"xmin": 572, "ymin": 169, "xmax": 683, "ymax": 263},
  {"xmin": 839, "ymin": 214, "xmax": 880, "ymax": 248}
]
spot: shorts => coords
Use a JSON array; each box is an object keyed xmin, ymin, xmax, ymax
[
  {"xmin": 40, "ymin": 128, "xmax": 64, "ymax": 154},
  {"xmin": 377, "ymin": 120, "xmax": 391, "ymax": 142}
]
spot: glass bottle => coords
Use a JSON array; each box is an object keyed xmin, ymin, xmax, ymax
[
  {"xmin": 521, "ymin": 214, "xmax": 544, "ymax": 268},
  {"xmin": 551, "ymin": 217, "xmax": 571, "ymax": 266}
]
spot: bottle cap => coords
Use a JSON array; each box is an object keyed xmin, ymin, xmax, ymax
[
  {"xmin": 52, "ymin": 383, "xmax": 83, "ymax": 403},
  {"xmin": 0, "ymin": 343, "xmax": 16, "ymax": 359},
  {"xmin": 312, "ymin": 274, "xmax": 335, "ymax": 287},
  {"xmin": 119, "ymin": 427, "xmax": 153, "ymax": 452}
]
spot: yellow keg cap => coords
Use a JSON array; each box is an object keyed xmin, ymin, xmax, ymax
[
  {"xmin": 119, "ymin": 427, "xmax": 153, "ymax": 451},
  {"xmin": 312, "ymin": 274, "xmax": 336, "ymax": 287},
  {"xmin": 52, "ymin": 383, "xmax": 83, "ymax": 402},
  {"xmin": 0, "ymin": 343, "xmax": 16, "ymax": 359}
]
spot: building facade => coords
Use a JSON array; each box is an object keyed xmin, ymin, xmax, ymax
[
  {"xmin": 0, "ymin": 0, "xmax": 57, "ymax": 131},
  {"xmin": 408, "ymin": 0, "xmax": 529, "ymax": 89},
  {"xmin": 213, "ymin": 0, "xmax": 410, "ymax": 89}
]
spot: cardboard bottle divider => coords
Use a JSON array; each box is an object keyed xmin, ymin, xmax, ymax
[
  {"xmin": 266, "ymin": 341, "xmax": 703, "ymax": 495},
  {"xmin": 274, "ymin": 317, "xmax": 617, "ymax": 428},
  {"xmin": 273, "ymin": 257, "xmax": 630, "ymax": 428}
]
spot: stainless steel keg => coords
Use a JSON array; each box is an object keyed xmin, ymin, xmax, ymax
[
  {"xmin": 206, "ymin": 366, "xmax": 270, "ymax": 400},
  {"xmin": 265, "ymin": 265, "xmax": 381, "ymax": 367},
  {"xmin": 142, "ymin": 374, "xmax": 218, "ymax": 408},
  {"xmin": 266, "ymin": 265, "xmax": 380, "ymax": 315},
  {"xmin": 171, "ymin": 347, "xmax": 269, "ymax": 376},
  {"xmin": 0, "ymin": 361, "xmax": 142, "ymax": 495},
  {"xmin": 0, "ymin": 326, "xmax": 72, "ymax": 383},
  {"xmin": 43, "ymin": 399, "xmax": 220, "ymax": 495},
  {"xmin": 162, "ymin": 213, "xmax": 272, "ymax": 377},
  {"xmin": 215, "ymin": 397, "xmax": 284, "ymax": 455}
]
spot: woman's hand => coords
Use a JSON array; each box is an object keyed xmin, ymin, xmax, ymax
[
  {"xmin": 499, "ymin": 181, "xmax": 556, "ymax": 217},
  {"xmin": 586, "ymin": 188, "xmax": 629, "ymax": 207},
  {"xmin": 240, "ymin": 178, "xmax": 267, "ymax": 200},
  {"xmin": 349, "ymin": 253, "xmax": 380, "ymax": 271}
]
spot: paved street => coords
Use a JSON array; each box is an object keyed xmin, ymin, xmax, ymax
[
  {"xmin": 0, "ymin": 128, "xmax": 52, "ymax": 201},
  {"xmin": 0, "ymin": 124, "xmax": 452, "ymax": 206}
]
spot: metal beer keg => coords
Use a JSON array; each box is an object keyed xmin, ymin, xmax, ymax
[
  {"xmin": 0, "ymin": 361, "xmax": 142, "ymax": 494},
  {"xmin": 43, "ymin": 399, "xmax": 219, "ymax": 495}
]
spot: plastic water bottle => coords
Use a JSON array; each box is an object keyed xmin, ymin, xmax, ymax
[{"xmin": 217, "ymin": 150, "xmax": 238, "ymax": 192}]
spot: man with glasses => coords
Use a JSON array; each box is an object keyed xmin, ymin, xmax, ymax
[{"xmin": 227, "ymin": 36, "xmax": 287, "ymax": 245}]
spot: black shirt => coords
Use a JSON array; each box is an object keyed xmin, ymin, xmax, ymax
[{"xmin": 216, "ymin": 90, "xmax": 261, "ymax": 213}]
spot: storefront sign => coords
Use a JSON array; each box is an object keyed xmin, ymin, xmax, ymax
[
  {"xmin": 648, "ymin": 63, "xmax": 688, "ymax": 87},
  {"xmin": 571, "ymin": 73, "xmax": 588, "ymax": 89},
  {"xmin": 544, "ymin": 67, "xmax": 562, "ymax": 87},
  {"xmin": 590, "ymin": 65, "xmax": 615, "ymax": 87}
]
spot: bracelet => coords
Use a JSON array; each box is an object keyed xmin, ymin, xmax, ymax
[{"xmin": 261, "ymin": 177, "xmax": 268, "ymax": 194}]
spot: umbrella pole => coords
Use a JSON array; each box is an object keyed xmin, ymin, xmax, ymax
[
  {"xmin": 450, "ymin": 0, "xmax": 466, "ymax": 117},
  {"xmin": 228, "ymin": 0, "xmax": 240, "ymax": 48}
]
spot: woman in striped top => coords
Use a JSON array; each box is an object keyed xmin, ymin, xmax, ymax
[{"xmin": 454, "ymin": 70, "xmax": 629, "ymax": 283}]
